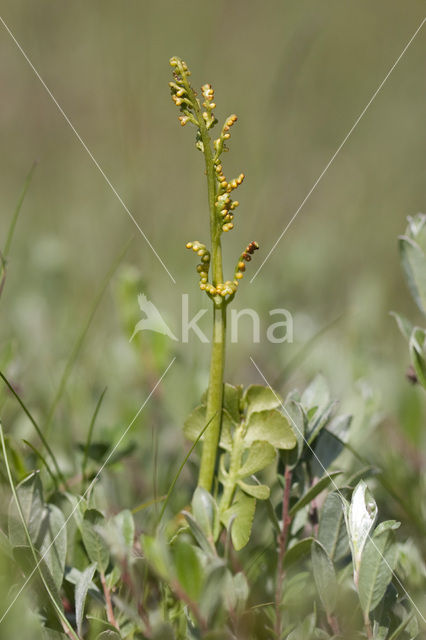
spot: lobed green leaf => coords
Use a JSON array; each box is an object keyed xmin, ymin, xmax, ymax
[{"xmin": 245, "ymin": 410, "xmax": 296, "ymax": 450}]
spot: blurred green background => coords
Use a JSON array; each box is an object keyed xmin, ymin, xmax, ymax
[{"xmin": 0, "ymin": 1, "xmax": 425, "ymax": 619}]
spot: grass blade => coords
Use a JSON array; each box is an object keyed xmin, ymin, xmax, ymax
[
  {"xmin": 82, "ymin": 387, "xmax": 107, "ymax": 486},
  {"xmin": 44, "ymin": 236, "xmax": 133, "ymax": 437},
  {"xmin": 0, "ymin": 370, "xmax": 66, "ymax": 487},
  {"xmin": 22, "ymin": 439, "xmax": 57, "ymax": 488},
  {"xmin": 3, "ymin": 162, "xmax": 37, "ymax": 260},
  {"xmin": 0, "ymin": 162, "xmax": 37, "ymax": 300}
]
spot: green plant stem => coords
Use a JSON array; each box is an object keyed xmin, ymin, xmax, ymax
[
  {"xmin": 181, "ymin": 68, "xmax": 227, "ymax": 491},
  {"xmin": 199, "ymin": 303, "xmax": 226, "ymax": 490}
]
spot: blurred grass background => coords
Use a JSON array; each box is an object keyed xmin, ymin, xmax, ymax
[{"xmin": 0, "ymin": 0, "xmax": 425, "ymax": 574}]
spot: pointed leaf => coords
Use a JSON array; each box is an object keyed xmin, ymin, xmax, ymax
[
  {"xmin": 301, "ymin": 374, "xmax": 330, "ymax": 414},
  {"xmin": 112, "ymin": 509, "xmax": 134, "ymax": 549},
  {"xmin": 318, "ymin": 492, "xmax": 350, "ymax": 563},
  {"xmin": 8, "ymin": 472, "xmax": 44, "ymax": 547},
  {"xmin": 358, "ymin": 522, "xmax": 399, "ymax": 613},
  {"xmin": 245, "ymin": 410, "xmax": 296, "ymax": 450},
  {"xmin": 81, "ymin": 509, "xmax": 110, "ymax": 574},
  {"xmin": 173, "ymin": 541, "xmax": 204, "ymax": 600},
  {"xmin": 399, "ymin": 235, "xmax": 426, "ymax": 315},
  {"xmin": 141, "ymin": 534, "xmax": 171, "ymax": 579},
  {"xmin": 311, "ymin": 415, "xmax": 352, "ymax": 476},
  {"xmin": 39, "ymin": 503, "xmax": 67, "ymax": 591},
  {"xmin": 390, "ymin": 311, "xmax": 414, "ymax": 341},
  {"xmin": 283, "ymin": 537, "xmax": 314, "ymax": 569},
  {"xmin": 409, "ymin": 327, "xmax": 426, "ymax": 388},
  {"xmin": 192, "ymin": 487, "xmax": 219, "ymax": 542},
  {"xmin": 13, "ymin": 545, "xmax": 63, "ymax": 612},
  {"xmin": 199, "ymin": 562, "xmax": 228, "ymax": 622},
  {"xmin": 345, "ymin": 481, "xmax": 378, "ymax": 576},
  {"xmin": 307, "ymin": 400, "xmax": 337, "ymax": 444},
  {"xmin": 311, "ymin": 540, "xmax": 337, "ymax": 614},
  {"xmin": 182, "ymin": 511, "xmax": 215, "ymax": 555},
  {"xmin": 75, "ymin": 563, "xmax": 97, "ymax": 636},
  {"xmin": 289, "ymin": 471, "xmax": 342, "ymax": 517}
]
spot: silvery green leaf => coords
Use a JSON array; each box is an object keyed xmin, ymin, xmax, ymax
[
  {"xmin": 358, "ymin": 521, "xmax": 399, "ymax": 613},
  {"xmin": 112, "ymin": 509, "xmax": 134, "ymax": 550},
  {"xmin": 75, "ymin": 563, "xmax": 97, "ymax": 636},
  {"xmin": 318, "ymin": 492, "xmax": 350, "ymax": 563},
  {"xmin": 289, "ymin": 471, "xmax": 342, "ymax": 517},
  {"xmin": 8, "ymin": 472, "xmax": 44, "ymax": 547},
  {"xmin": 192, "ymin": 486, "xmax": 219, "ymax": 543},
  {"xmin": 409, "ymin": 327, "xmax": 426, "ymax": 388},
  {"xmin": 141, "ymin": 534, "xmax": 171, "ymax": 580},
  {"xmin": 39, "ymin": 503, "xmax": 67, "ymax": 591},
  {"xmin": 311, "ymin": 540, "xmax": 337, "ymax": 615},
  {"xmin": 182, "ymin": 511, "xmax": 215, "ymax": 555},
  {"xmin": 199, "ymin": 561, "xmax": 228, "ymax": 623},
  {"xmin": 301, "ymin": 374, "xmax": 330, "ymax": 415},
  {"xmin": 81, "ymin": 509, "xmax": 110, "ymax": 574},
  {"xmin": 173, "ymin": 541, "xmax": 204, "ymax": 600},
  {"xmin": 13, "ymin": 545, "xmax": 63, "ymax": 612},
  {"xmin": 399, "ymin": 234, "xmax": 426, "ymax": 315},
  {"xmin": 307, "ymin": 400, "xmax": 337, "ymax": 444},
  {"xmin": 390, "ymin": 311, "xmax": 414, "ymax": 340},
  {"xmin": 283, "ymin": 538, "xmax": 314, "ymax": 570},
  {"xmin": 287, "ymin": 612, "xmax": 316, "ymax": 640},
  {"xmin": 344, "ymin": 481, "xmax": 378, "ymax": 579}
]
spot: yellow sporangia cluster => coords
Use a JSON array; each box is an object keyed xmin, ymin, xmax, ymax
[
  {"xmin": 185, "ymin": 240, "xmax": 259, "ymax": 300},
  {"xmin": 170, "ymin": 56, "xmax": 259, "ymax": 301}
]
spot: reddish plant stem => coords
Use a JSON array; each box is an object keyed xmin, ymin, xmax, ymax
[
  {"xmin": 275, "ymin": 465, "xmax": 292, "ymax": 638},
  {"xmin": 327, "ymin": 613, "xmax": 341, "ymax": 635},
  {"xmin": 171, "ymin": 580, "xmax": 207, "ymax": 633},
  {"xmin": 364, "ymin": 611, "xmax": 373, "ymax": 639},
  {"xmin": 100, "ymin": 571, "xmax": 119, "ymax": 630}
]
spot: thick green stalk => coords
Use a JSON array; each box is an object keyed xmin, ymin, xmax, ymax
[
  {"xmin": 199, "ymin": 302, "xmax": 226, "ymax": 490},
  {"xmin": 185, "ymin": 80, "xmax": 226, "ymax": 490}
]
